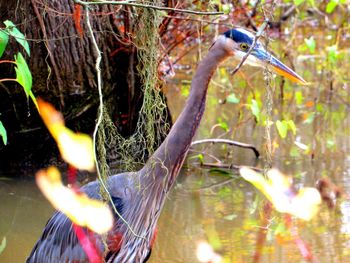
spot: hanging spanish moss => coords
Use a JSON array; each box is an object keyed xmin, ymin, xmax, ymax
[{"xmin": 96, "ymin": 1, "xmax": 170, "ymax": 189}]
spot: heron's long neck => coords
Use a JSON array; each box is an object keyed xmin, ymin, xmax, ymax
[
  {"xmin": 114, "ymin": 44, "xmax": 230, "ymax": 263},
  {"xmin": 144, "ymin": 45, "xmax": 229, "ymax": 187}
]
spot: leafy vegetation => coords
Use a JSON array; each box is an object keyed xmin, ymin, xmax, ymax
[
  {"xmin": 169, "ymin": 1, "xmax": 349, "ymax": 261},
  {"xmin": 0, "ymin": 20, "xmax": 35, "ymax": 145}
]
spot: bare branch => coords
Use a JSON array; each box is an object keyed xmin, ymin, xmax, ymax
[
  {"xmin": 191, "ymin": 138, "xmax": 260, "ymax": 158},
  {"xmin": 73, "ymin": 0, "xmax": 224, "ymax": 16}
]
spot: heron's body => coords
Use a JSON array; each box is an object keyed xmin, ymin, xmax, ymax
[{"xmin": 27, "ymin": 28, "xmax": 306, "ymax": 263}]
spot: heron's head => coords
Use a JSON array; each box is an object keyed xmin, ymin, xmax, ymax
[{"xmin": 215, "ymin": 28, "xmax": 307, "ymax": 85}]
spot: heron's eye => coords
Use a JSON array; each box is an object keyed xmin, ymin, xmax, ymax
[{"xmin": 240, "ymin": 43, "xmax": 249, "ymax": 51}]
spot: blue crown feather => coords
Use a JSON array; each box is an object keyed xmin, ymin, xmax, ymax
[{"xmin": 223, "ymin": 28, "xmax": 255, "ymax": 45}]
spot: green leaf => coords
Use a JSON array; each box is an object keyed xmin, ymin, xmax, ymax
[
  {"xmin": 189, "ymin": 154, "xmax": 204, "ymax": 164},
  {"xmin": 294, "ymin": 0, "xmax": 305, "ymax": 5},
  {"xmin": 181, "ymin": 81, "xmax": 190, "ymax": 97},
  {"xmin": 226, "ymin": 93, "xmax": 240, "ymax": 104},
  {"xmin": 327, "ymin": 45, "xmax": 338, "ymax": 64},
  {"xmin": 287, "ymin": 120, "xmax": 297, "ymax": 135},
  {"xmin": 0, "ymin": 29, "xmax": 9, "ymax": 58},
  {"xmin": 14, "ymin": 52, "xmax": 38, "ymax": 110},
  {"xmin": 249, "ymin": 99, "xmax": 260, "ymax": 122},
  {"xmin": 4, "ymin": 20, "xmax": 30, "ymax": 56},
  {"xmin": 222, "ymin": 4, "xmax": 231, "ymax": 14},
  {"xmin": 290, "ymin": 146, "xmax": 300, "ymax": 158},
  {"xmin": 295, "ymin": 91, "xmax": 304, "ymax": 105},
  {"xmin": 326, "ymin": 139, "xmax": 335, "ymax": 149},
  {"xmin": 29, "ymin": 91, "xmax": 39, "ymax": 110},
  {"xmin": 15, "ymin": 52, "xmax": 32, "ymax": 95},
  {"xmin": 218, "ymin": 186, "xmax": 232, "ymax": 197},
  {"xmin": 316, "ymin": 103, "xmax": 324, "ymax": 113},
  {"xmin": 0, "ymin": 121, "xmax": 7, "ymax": 145},
  {"xmin": 326, "ymin": 0, "xmax": 339, "ymax": 13},
  {"xmin": 276, "ymin": 120, "xmax": 288, "ymax": 139},
  {"xmin": 274, "ymin": 222, "xmax": 288, "ymax": 235},
  {"xmin": 307, "ymin": 0, "xmax": 315, "ymax": 6},
  {"xmin": 216, "ymin": 118, "xmax": 229, "ymax": 132},
  {"xmin": 304, "ymin": 37, "xmax": 316, "ymax": 54},
  {"xmin": 0, "ymin": 237, "xmax": 6, "ymax": 255}
]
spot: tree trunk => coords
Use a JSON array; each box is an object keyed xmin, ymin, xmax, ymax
[{"xmin": 0, "ymin": 0, "xmax": 168, "ymax": 172}]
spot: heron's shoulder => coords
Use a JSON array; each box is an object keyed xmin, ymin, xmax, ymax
[
  {"xmin": 80, "ymin": 171, "xmax": 140, "ymax": 202},
  {"xmin": 108, "ymin": 171, "xmax": 139, "ymax": 198}
]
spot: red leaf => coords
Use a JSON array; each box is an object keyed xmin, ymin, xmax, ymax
[{"xmin": 73, "ymin": 4, "xmax": 83, "ymax": 37}]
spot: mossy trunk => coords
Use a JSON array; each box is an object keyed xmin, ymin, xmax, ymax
[{"xmin": 0, "ymin": 0, "xmax": 169, "ymax": 172}]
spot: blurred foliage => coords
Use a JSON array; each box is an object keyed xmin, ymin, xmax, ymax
[
  {"xmin": 171, "ymin": 0, "xmax": 350, "ymax": 158},
  {"xmin": 166, "ymin": 0, "xmax": 350, "ymax": 261},
  {"xmin": 0, "ymin": 237, "xmax": 6, "ymax": 255}
]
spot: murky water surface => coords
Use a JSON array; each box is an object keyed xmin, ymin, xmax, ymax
[{"xmin": 1, "ymin": 31, "xmax": 350, "ymax": 262}]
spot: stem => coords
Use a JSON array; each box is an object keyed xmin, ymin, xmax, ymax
[
  {"xmin": 0, "ymin": 60, "xmax": 15, "ymax": 64},
  {"xmin": 0, "ymin": 78, "xmax": 17, "ymax": 82},
  {"xmin": 73, "ymin": 0, "xmax": 224, "ymax": 16}
]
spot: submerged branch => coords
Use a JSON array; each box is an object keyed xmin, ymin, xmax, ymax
[
  {"xmin": 199, "ymin": 162, "xmax": 263, "ymax": 173},
  {"xmin": 191, "ymin": 138, "xmax": 260, "ymax": 158},
  {"xmin": 193, "ymin": 178, "xmax": 236, "ymax": 192}
]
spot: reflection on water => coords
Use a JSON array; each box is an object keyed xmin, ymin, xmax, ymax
[
  {"xmin": 1, "ymin": 158, "xmax": 350, "ymax": 262},
  {"xmin": 0, "ymin": 178, "xmax": 54, "ymax": 263}
]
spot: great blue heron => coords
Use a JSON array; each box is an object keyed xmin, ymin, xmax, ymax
[{"xmin": 27, "ymin": 28, "xmax": 306, "ymax": 263}]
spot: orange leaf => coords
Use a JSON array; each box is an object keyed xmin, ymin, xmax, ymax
[
  {"xmin": 36, "ymin": 167, "xmax": 113, "ymax": 234},
  {"xmin": 305, "ymin": 100, "xmax": 314, "ymax": 108},
  {"xmin": 38, "ymin": 99, "xmax": 95, "ymax": 171}
]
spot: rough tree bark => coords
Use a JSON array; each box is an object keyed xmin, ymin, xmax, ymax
[{"xmin": 0, "ymin": 0, "xmax": 165, "ymax": 172}]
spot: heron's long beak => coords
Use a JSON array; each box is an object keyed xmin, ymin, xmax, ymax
[{"xmin": 253, "ymin": 49, "xmax": 308, "ymax": 85}]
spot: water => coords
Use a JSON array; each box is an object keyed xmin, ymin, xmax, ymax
[
  {"xmin": 1, "ymin": 161, "xmax": 350, "ymax": 262},
  {"xmin": 0, "ymin": 178, "xmax": 54, "ymax": 262}
]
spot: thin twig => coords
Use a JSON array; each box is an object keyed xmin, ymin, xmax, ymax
[
  {"xmin": 0, "ymin": 60, "xmax": 15, "ymax": 64},
  {"xmin": 74, "ymin": 0, "xmax": 224, "ymax": 15},
  {"xmin": 230, "ymin": 20, "xmax": 269, "ymax": 76},
  {"xmin": 0, "ymin": 79, "xmax": 16, "ymax": 82},
  {"xmin": 191, "ymin": 138, "xmax": 260, "ymax": 158}
]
